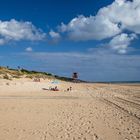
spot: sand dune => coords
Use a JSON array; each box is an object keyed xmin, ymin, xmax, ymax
[{"xmin": 0, "ymin": 79, "xmax": 140, "ymax": 140}]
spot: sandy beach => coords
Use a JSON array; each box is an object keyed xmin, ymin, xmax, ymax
[{"xmin": 0, "ymin": 79, "xmax": 140, "ymax": 140}]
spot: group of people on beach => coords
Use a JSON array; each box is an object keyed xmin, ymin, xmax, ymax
[
  {"xmin": 34, "ymin": 78, "xmax": 73, "ymax": 92},
  {"xmin": 47, "ymin": 86, "xmax": 72, "ymax": 92},
  {"xmin": 49, "ymin": 86, "xmax": 59, "ymax": 91}
]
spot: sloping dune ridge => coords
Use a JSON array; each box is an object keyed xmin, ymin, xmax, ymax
[{"xmin": 0, "ymin": 78, "xmax": 140, "ymax": 140}]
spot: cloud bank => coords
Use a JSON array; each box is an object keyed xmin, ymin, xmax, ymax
[
  {"xmin": 0, "ymin": 19, "xmax": 46, "ymax": 45},
  {"xmin": 0, "ymin": 0, "xmax": 140, "ymax": 54},
  {"xmin": 2, "ymin": 51, "xmax": 139, "ymax": 81}
]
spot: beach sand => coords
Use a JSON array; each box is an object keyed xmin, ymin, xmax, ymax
[{"xmin": 0, "ymin": 79, "xmax": 140, "ymax": 140}]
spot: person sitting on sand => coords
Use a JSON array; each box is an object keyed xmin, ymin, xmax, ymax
[
  {"xmin": 49, "ymin": 86, "xmax": 59, "ymax": 91},
  {"xmin": 54, "ymin": 86, "xmax": 59, "ymax": 91}
]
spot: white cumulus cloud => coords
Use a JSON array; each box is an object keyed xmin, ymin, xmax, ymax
[
  {"xmin": 109, "ymin": 33, "xmax": 137, "ymax": 54},
  {"xmin": 49, "ymin": 30, "xmax": 60, "ymax": 39},
  {"xmin": 55, "ymin": 0, "xmax": 140, "ymax": 53},
  {"xmin": 25, "ymin": 47, "xmax": 33, "ymax": 52},
  {"xmin": 58, "ymin": 0, "xmax": 140, "ymax": 41},
  {"xmin": 98, "ymin": 0, "xmax": 140, "ymax": 34},
  {"xmin": 59, "ymin": 15, "xmax": 121, "ymax": 41},
  {"xmin": 0, "ymin": 19, "xmax": 46, "ymax": 45},
  {"xmin": 49, "ymin": 30, "xmax": 61, "ymax": 42}
]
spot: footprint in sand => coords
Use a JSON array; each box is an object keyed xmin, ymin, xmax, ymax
[
  {"xmin": 94, "ymin": 133, "xmax": 99, "ymax": 139},
  {"xmin": 43, "ymin": 135, "xmax": 47, "ymax": 140}
]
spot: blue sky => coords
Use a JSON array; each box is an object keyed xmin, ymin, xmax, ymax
[{"xmin": 0, "ymin": 0, "xmax": 140, "ymax": 81}]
